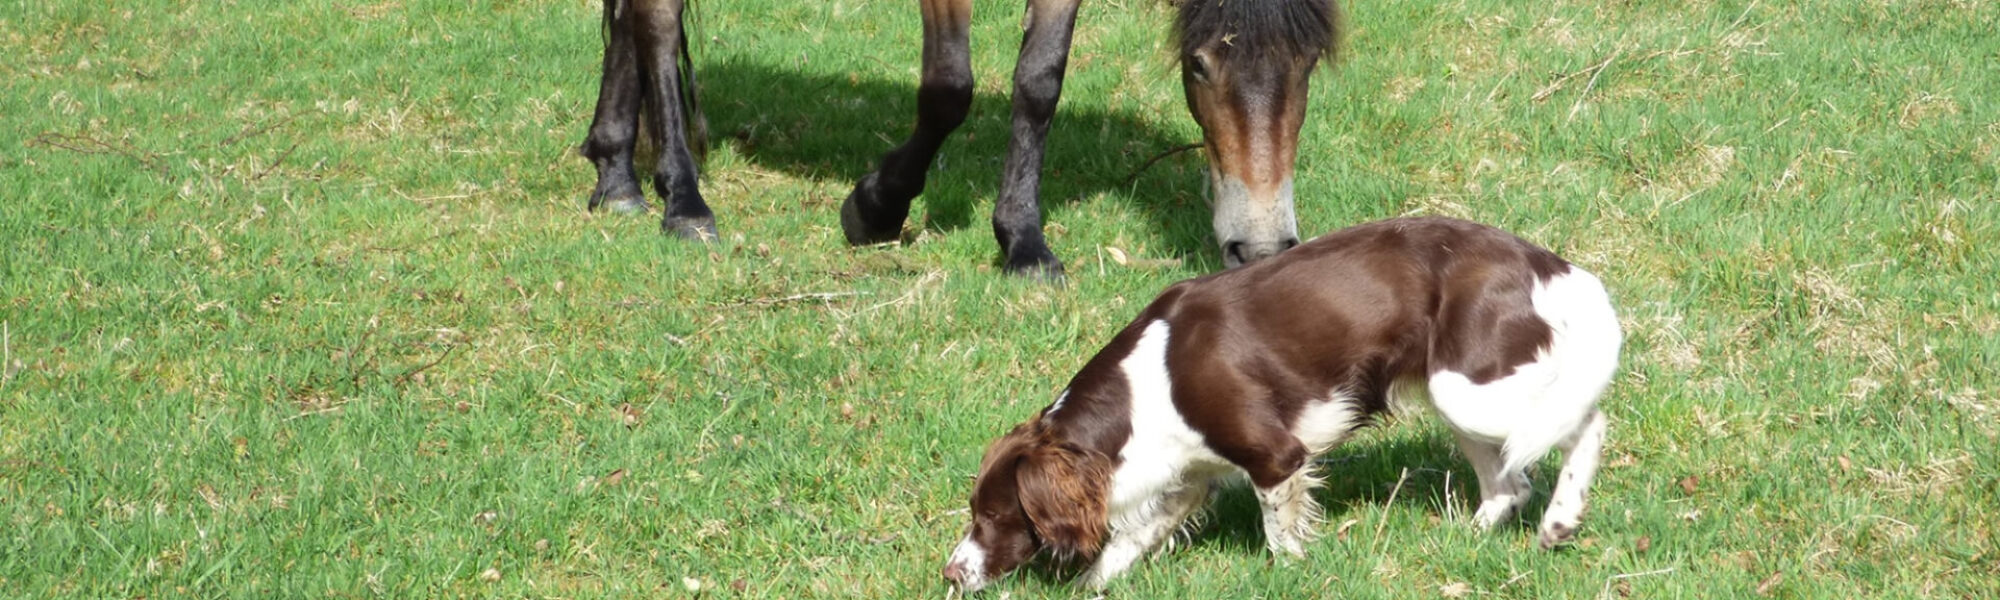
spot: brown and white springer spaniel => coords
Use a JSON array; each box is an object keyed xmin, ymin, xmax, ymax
[{"xmin": 941, "ymin": 217, "xmax": 1623, "ymax": 592}]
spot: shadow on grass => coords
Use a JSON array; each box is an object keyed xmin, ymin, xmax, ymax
[
  {"xmin": 975, "ymin": 432, "xmax": 1493, "ymax": 588},
  {"xmin": 689, "ymin": 58, "xmax": 1219, "ymax": 264},
  {"xmin": 1190, "ymin": 430, "xmax": 1486, "ymax": 554}
]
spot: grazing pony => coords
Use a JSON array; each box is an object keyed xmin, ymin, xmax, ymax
[
  {"xmin": 579, "ymin": 0, "xmax": 1342, "ymax": 277},
  {"xmin": 941, "ymin": 217, "xmax": 1624, "ymax": 591}
]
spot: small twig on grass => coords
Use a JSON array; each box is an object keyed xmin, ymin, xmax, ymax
[
  {"xmin": 218, "ymin": 113, "xmax": 299, "ymax": 148},
  {"xmin": 1599, "ymin": 567, "xmax": 1675, "ymax": 599},
  {"xmin": 30, "ymin": 113, "xmax": 300, "ymax": 178},
  {"xmin": 1724, "ymin": 0, "xmax": 1761, "ymax": 33},
  {"xmin": 1442, "ymin": 469, "xmax": 1455, "ymax": 522},
  {"xmin": 1534, "ymin": 44, "xmax": 1642, "ymax": 107},
  {"xmin": 283, "ymin": 403, "xmax": 349, "ymax": 421},
  {"xmin": 1123, "ymin": 143, "xmax": 1203, "ymax": 187},
  {"xmin": 342, "ymin": 328, "xmax": 380, "ymax": 388},
  {"xmin": 391, "ymin": 187, "xmax": 478, "ymax": 204},
  {"xmin": 612, "ymin": 297, "xmax": 660, "ymax": 310},
  {"xmin": 719, "ymin": 291, "xmax": 869, "ymax": 309},
  {"xmin": 693, "ymin": 363, "xmax": 752, "ymax": 451},
  {"xmin": 861, "ymin": 270, "xmax": 946, "ymax": 315},
  {"xmin": 1568, "ymin": 48, "xmax": 1624, "ymax": 123},
  {"xmin": 1371, "ymin": 467, "xmax": 1411, "ymax": 554},
  {"xmin": 28, "ymin": 131, "xmax": 168, "ymax": 175},
  {"xmin": 1531, "ymin": 68, "xmax": 1589, "ymax": 102},
  {"xmin": 364, "ymin": 228, "xmax": 469, "ymax": 253},
  {"xmin": 393, "ymin": 343, "xmax": 460, "ymax": 387},
  {"xmin": 1, "ymin": 321, "xmax": 12, "ymax": 392},
  {"xmin": 695, "ymin": 389, "xmax": 740, "ymax": 451},
  {"xmin": 252, "ymin": 140, "xmax": 301, "ymax": 182}
]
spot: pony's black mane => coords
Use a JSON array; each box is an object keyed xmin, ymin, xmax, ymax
[{"xmin": 1172, "ymin": 0, "xmax": 1341, "ymax": 64}]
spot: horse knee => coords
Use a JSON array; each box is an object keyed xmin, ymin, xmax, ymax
[
  {"xmin": 628, "ymin": 0, "xmax": 685, "ymax": 25},
  {"xmin": 581, "ymin": 131, "xmax": 631, "ymax": 162}
]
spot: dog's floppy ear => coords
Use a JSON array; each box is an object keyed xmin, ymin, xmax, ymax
[{"xmin": 1016, "ymin": 442, "xmax": 1112, "ymax": 558}]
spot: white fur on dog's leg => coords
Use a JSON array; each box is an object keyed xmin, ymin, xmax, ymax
[
  {"xmin": 1256, "ymin": 468, "xmax": 1323, "ymax": 558},
  {"xmin": 1484, "ymin": 469, "xmax": 1532, "ymax": 529},
  {"xmin": 1083, "ymin": 482, "xmax": 1211, "ymax": 589},
  {"xmin": 1458, "ymin": 434, "xmax": 1531, "ymax": 530},
  {"xmin": 1455, "ymin": 434, "xmax": 1509, "ymax": 530},
  {"xmin": 1082, "ymin": 540, "xmax": 1142, "ymax": 591},
  {"xmin": 1148, "ymin": 482, "xmax": 1213, "ymax": 558},
  {"xmin": 1539, "ymin": 409, "xmax": 1607, "ymax": 549}
]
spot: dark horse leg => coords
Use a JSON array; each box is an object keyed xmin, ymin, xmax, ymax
[
  {"xmin": 582, "ymin": 0, "xmax": 716, "ymax": 240},
  {"xmin": 840, "ymin": 0, "xmax": 976, "ymax": 250},
  {"xmin": 581, "ymin": 0, "xmax": 647, "ymax": 215},
  {"xmin": 993, "ymin": 0, "xmax": 1083, "ymax": 279},
  {"xmin": 842, "ymin": 0, "xmax": 1080, "ymax": 279}
]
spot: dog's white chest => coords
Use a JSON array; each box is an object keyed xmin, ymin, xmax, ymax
[{"xmin": 1107, "ymin": 321, "xmax": 1226, "ymax": 510}]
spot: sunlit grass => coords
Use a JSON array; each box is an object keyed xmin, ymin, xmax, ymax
[{"xmin": 2, "ymin": 0, "xmax": 1995, "ymax": 597}]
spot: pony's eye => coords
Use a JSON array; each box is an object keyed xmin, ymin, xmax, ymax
[{"xmin": 1186, "ymin": 54, "xmax": 1211, "ymax": 82}]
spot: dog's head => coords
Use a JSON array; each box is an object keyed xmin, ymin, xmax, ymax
[{"xmin": 941, "ymin": 423, "xmax": 1113, "ymax": 592}]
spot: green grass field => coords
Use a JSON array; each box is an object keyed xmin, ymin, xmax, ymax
[{"xmin": 4, "ymin": 0, "xmax": 1997, "ymax": 597}]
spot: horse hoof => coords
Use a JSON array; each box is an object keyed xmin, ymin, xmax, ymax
[
  {"xmin": 590, "ymin": 192, "xmax": 650, "ymax": 215},
  {"xmin": 840, "ymin": 174, "xmax": 907, "ymax": 246},
  {"xmin": 1004, "ymin": 249, "xmax": 1067, "ymax": 284},
  {"xmin": 663, "ymin": 215, "xmax": 719, "ymax": 242}
]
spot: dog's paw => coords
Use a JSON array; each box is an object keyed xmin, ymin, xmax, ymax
[{"xmin": 1537, "ymin": 521, "xmax": 1578, "ymax": 550}]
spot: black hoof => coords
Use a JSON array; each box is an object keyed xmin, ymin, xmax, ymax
[
  {"xmin": 1003, "ymin": 246, "xmax": 1066, "ymax": 284},
  {"xmin": 663, "ymin": 215, "xmax": 719, "ymax": 242},
  {"xmin": 840, "ymin": 173, "xmax": 909, "ymax": 246},
  {"xmin": 591, "ymin": 193, "xmax": 650, "ymax": 215},
  {"xmin": 587, "ymin": 171, "xmax": 648, "ymax": 214}
]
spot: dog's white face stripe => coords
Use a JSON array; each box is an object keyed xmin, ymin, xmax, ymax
[{"xmin": 944, "ymin": 534, "xmax": 989, "ymax": 592}]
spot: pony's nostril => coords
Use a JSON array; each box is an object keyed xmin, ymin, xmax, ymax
[
  {"xmin": 1229, "ymin": 240, "xmax": 1290, "ymax": 266},
  {"xmin": 1224, "ymin": 241, "xmax": 1248, "ymax": 266},
  {"xmin": 942, "ymin": 561, "xmax": 964, "ymax": 583}
]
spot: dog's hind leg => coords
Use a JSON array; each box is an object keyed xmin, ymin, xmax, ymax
[
  {"xmin": 1538, "ymin": 408, "xmax": 1607, "ymax": 548},
  {"xmin": 1454, "ymin": 432, "xmax": 1531, "ymax": 530}
]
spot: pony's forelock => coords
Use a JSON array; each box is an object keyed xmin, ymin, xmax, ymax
[{"xmin": 1171, "ymin": 0, "xmax": 1342, "ymax": 67}]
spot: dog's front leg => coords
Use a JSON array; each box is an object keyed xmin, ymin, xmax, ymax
[
  {"xmin": 1256, "ymin": 466, "xmax": 1325, "ymax": 558},
  {"xmin": 1081, "ymin": 481, "xmax": 1211, "ymax": 590}
]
